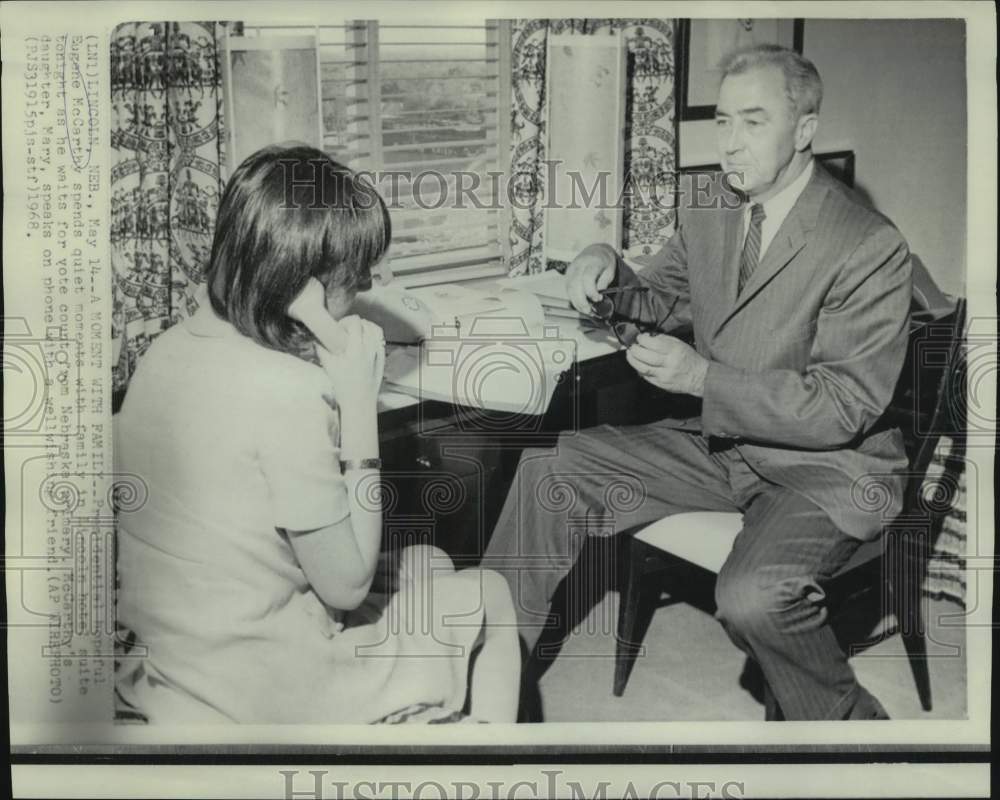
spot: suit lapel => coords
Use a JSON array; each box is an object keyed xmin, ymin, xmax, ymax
[
  {"xmin": 712, "ymin": 164, "xmax": 834, "ymax": 338},
  {"xmin": 735, "ymin": 213, "xmax": 808, "ymax": 308}
]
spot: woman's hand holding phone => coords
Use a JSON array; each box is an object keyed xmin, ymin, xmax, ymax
[
  {"xmin": 320, "ymin": 315, "xmax": 386, "ymax": 416},
  {"xmin": 288, "ymin": 278, "xmax": 386, "ymax": 418}
]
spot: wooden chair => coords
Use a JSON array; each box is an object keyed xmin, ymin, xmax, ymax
[{"xmin": 612, "ymin": 299, "xmax": 966, "ymax": 717}]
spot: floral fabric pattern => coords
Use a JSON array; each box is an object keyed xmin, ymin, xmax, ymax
[{"xmin": 110, "ymin": 21, "xmax": 227, "ymax": 396}]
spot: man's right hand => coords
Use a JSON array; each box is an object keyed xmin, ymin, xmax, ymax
[{"xmin": 566, "ymin": 243, "xmax": 618, "ymax": 314}]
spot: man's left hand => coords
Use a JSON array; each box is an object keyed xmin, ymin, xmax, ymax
[{"xmin": 626, "ymin": 333, "xmax": 710, "ymax": 397}]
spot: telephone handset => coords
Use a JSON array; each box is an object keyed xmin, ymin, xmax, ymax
[{"xmin": 287, "ymin": 278, "xmax": 350, "ymax": 354}]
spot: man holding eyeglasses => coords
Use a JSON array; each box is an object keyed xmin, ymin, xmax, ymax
[{"xmin": 484, "ymin": 44, "xmax": 913, "ymax": 721}]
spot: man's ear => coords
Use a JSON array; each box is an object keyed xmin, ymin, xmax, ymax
[{"xmin": 794, "ymin": 113, "xmax": 819, "ymax": 152}]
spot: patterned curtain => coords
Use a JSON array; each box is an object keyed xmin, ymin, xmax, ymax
[
  {"xmin": 110, "ymin": 22, "xmax": 228, "ymax": 397},
  {"xmin": 507, "ymin": 19, "xmax": 676, "ymax": 277}
]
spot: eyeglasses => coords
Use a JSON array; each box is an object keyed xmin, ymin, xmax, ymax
[{"xmin": 590, "ymin": 286, "xmax": 680, "ymax": 348}]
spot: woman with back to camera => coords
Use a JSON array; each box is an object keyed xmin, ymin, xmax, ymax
[{"xmin": 115, "ymin": 144, "xmax": 519, "ymax": 724}]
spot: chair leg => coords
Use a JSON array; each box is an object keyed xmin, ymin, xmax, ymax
[
  {"xmin": 613, "ymin": 537, "xmax": 646, "ymax": 697},
  {"xmin": 762, "ymin": 680, "xmax": 784, "ymax": 721},
  {"xmin": 900, "ymin": 625, "xmax": 933, "ymax": 711},
  {"xmin": 888, "ymin": 531, "xmax": 933, "ymax": 711}
]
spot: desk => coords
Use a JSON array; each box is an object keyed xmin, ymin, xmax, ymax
[
  {"xmin": 374, "ymin": 313, "xmax": 696, "ymax": 563},
  {"xmin": 375, "ymin": 295, "xmax": 624, "ymax": 414}
]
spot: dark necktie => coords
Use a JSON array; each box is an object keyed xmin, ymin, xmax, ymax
[{"xmin": 738, "ymin": 203, "xmax": 766, "ymax": 294}]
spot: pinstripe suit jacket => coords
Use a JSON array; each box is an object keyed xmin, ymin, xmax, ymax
[{"xmin": 616, "ymin": 162, "xmax": 913, "ymax": 540}]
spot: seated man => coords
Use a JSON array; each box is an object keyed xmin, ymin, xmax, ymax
[{"xmin": 483, "ymin": 45, "xmax": 912, "ymax": 721}]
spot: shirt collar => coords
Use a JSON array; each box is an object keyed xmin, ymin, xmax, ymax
[{"xmin": 747, "ymin": 157, "xmax": 815, "ymax": 223}]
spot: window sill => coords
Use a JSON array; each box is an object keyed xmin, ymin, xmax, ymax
[{"xmin": 395, "ymin": 260, "xmax": 508, "ymax": 289}]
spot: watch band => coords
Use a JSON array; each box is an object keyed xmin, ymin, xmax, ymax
[{"xmin": 340, "ymin": 458, "xmax": 382, "ymax": 472}]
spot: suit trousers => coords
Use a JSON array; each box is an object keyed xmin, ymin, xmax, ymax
[{"xmin": 482, "ymin": 420, "xmax": 886, "ymax": 720}]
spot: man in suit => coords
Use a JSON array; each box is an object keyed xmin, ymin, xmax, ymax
[{"xmin": 483, "ymin": 45, "xmax": 912, "ymax": 720}]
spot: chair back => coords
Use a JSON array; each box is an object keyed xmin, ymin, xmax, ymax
[{"xmin": 895, "ymin": 298, "xmax": 967, "ymax": 510}]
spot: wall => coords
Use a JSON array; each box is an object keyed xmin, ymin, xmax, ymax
[{"xmin": 679, "ymin": 19, "xmax": 967, "ymax": 296}]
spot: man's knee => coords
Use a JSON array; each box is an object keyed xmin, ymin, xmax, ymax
[
  {"xmin": 715, "ymin": 570, "xmax": 772, "ymax": 636},
  {"xmin": 716, "ymin": 568, "xmax": 827, "ymax": 640}
]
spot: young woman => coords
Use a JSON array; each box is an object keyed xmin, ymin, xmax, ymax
[{"xmin": 115, "ymin": 145, "xmax": 519, "ymax": 724}]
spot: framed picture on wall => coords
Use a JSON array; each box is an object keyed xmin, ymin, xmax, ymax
[
  {"xmin": 679, "ymin": 18, "xmax": 804, "ymax": 120},
  {"xmin": 814, "ymin": 149, "xmax": 855, "ymax": 188}
]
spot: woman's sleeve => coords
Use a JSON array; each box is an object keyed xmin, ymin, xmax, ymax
[{"xmin": 256, "ymin": 369, "xmax": 351, "ymax": 531}]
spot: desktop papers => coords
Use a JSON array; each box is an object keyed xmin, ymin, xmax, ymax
[{"xmin": 382, "ymin": 287, "xmax": 576, "ymax": 415}]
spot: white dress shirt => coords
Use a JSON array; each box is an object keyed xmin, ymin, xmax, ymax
[{"xmin": 743, "ymin": 158, "xmax": 815, "ymax": 259}]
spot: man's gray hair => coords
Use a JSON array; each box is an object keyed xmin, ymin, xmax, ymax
[{"xmin": 719, "ymin": 44, "xmax": 823, "ymax": 116}]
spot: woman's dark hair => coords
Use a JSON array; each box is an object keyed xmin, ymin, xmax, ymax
[{"xmin": 205, "ymin": 144, "xmax": 391, "ymax": 353}]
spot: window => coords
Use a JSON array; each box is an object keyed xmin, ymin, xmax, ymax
[{"xmin": 236, "ymin": 20, "xmax": 511, "ymax": 286}]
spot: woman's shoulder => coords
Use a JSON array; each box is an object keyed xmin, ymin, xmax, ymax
[
  {"xmin": 258, "ymin": 349, "xmax": 331, "ymax": 405},
  {"xmin": 142, "ymin": 312, "xmax": 329, "ymax": 399},
  {"xmin": 228, "ymin": 339, "xmax": 336, "ymax": 421},
  {"xmin": 214, "ymin": 333, "xmax": 330, "ymax": 406}
]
